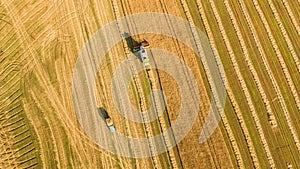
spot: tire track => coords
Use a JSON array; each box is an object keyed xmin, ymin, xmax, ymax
[
  {"xmin": 153, "ymin": 0, "xmax": 235, "ymax": 167},
  {"xmin": 207, "ymin": 0, "xmax": 265, "ymax": 168},
  {"xmin": 195, "ymin": 0, "xmax": 247, "ymax": 168},
  {"xmin": 110, "ymin": 1, "xmax": 161, "ymax": 168},
  {"xmin": 265, "ymin": 0, "xmax": 300, "ymax": 109},
  {"xmin": 244, "ymin": 0, "xmax": 300, "ymax": 153},
  {"xmin": 117, "ymin": 0, "xmax": 183, "ymax": 168}
]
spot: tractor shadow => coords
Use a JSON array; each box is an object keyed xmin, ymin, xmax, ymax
[
  {"xmin": 97, "ymin": 107, "xmax": 109, "ymax": 121},
  {"xmin": 123, "ymin": 32, "xmax": 142, "ymax": 62}
]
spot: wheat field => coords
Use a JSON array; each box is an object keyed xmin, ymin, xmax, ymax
[{"xmin": 1, "ymin": 0, "xmax": 300, "ymax": 168}]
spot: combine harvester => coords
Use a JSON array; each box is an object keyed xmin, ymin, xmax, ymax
[{"xmin": 133, "ymin": 40, "xmax": 150, "ymax": 67}]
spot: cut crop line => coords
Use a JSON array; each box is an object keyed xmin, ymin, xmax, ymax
[
  {"xmin": 281, "ymin": 0, "xmax": 300, "ymax": 37},
  {"xmin": 237, "ymin": 1, "xmax": 300, "ymax": 165},
  {"xmin": 111, "ymin": 1, "xmax": 161, "ymax": 168},
  {"xmin": 210, "ymin": 0, "xmax": 277, "ymax": 131},
  {"xmin": 111, "ymin": 1, "xmax": 160, "ymax": 168},
  {"xmin": 116, "ymin": 1, "xmax": 158, "ymax": 164},
  {"xmin": 120, "ymin": 0, "xmax": 182, "ymax": 168},
  {"xmin": 223, "ymin": 0, "xmax": 300, "ymax": 165},
  {"xmin": 264, "ymin": 0, "xmax": 300, "ymax": 107},
  {"xmin": 195, "ymin": 0, "xmax": 245, "ymax": 168},
  {"xmin": 161, "ymin": 1, "xmax": 226, "ymax": 167},
  {"xmin": 250, "ymin": 0, "xmax": 300, "ymax": 152}
]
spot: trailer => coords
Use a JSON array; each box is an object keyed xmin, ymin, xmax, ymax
[{"xmin": 105, "ymin": 117, "xmax": 115, "ymax": 132}]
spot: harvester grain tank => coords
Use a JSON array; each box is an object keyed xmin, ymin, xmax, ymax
[
  {"xmin": 133, "ymin": 40, "xmax": 150, "ymax": 66},
  {"xmin": 140, "ymin": 46, "xmax": 150, "ymax": 66}
]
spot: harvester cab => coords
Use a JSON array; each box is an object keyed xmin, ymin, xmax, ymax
[{"xmin": 133, "ymin": 40, "xmax": 150, "ymax": 52}]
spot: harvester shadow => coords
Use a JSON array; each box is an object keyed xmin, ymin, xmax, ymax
[
  {"xmin": 97, "ymin": 107, "xmax": 109, "ymax": 121},
  {"xmin": 123, "ymin": 32, "xmax": 142, "ymax": 62}
]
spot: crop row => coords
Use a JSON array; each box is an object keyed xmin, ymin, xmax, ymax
[
  {"xmin": 224, "ymin": 0, "xmax": 278, "ymax": 128},
  {"xmin": 239, "ymin": 0, "xmax": 296, "ymax": 159},
  {"xmin": 264, "ymin": 0, "xmax": 300, "ymax": 110},
  {"xmin": 281, "ymin": 0, "xmax": 300, "ymax": 37},
  {"xmin": 0, "ymin": 3, "xmax": 40, "ymax": 167},
  {"xmin": 0, "ymin": 86, "xmax": 39, "ymax": 168},
  {"xmin": 198, "ymin": 0, "xmax": 279, "ymax": 167},
  {"xmin": 109, "ymin": 1, "xmax": 148, "ymax": 167},
  {"xmin": 111, "ymin": 1, "xmax": 169, "ymax": 168},
  {"xmin": 208, "ymin": 0, "xmax": 278, "ymax": 168},
  {"xmin": 250, "ymin": 0, "xmax": 300, "ymax": 152},
  {"xmin": 184, "ymin": 0, "xmax": 245, "ymax": 167}
]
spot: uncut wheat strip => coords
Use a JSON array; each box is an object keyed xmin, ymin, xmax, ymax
[
  {"xmin": 121, "ymin": 0, "xmax": 179, "ymax": 165},
  {"xmin": 119, "ymin": 0, "xmax": 179, "ymax": 168},
  {"xmin": 238, "ymin": 0, "xmax": 300, "ymax": 160},
  {"xmin": 147, "ymin": 73, "xmax": 178, "ymax": 168},
  {"xmin": 157, "ymin": 1, "xmax": 222, "ymax": 167},
  {"xmin": 208, "ymin": 1, "xmax": 275, "ymax": 167},
  {"xmin": 282, "ymin": 0, "xmax": 300, "ymax": 37},
  {"xmin": 112, "ymin": 0, "xmax": 151, "ymax": 156},
  {"xmin": 122, "ymin": 1, "xmax": 179, "ymax": 167},
  {"xmin": 158, "ymin": 0, "xmax": 204, "ymax": 161},
  {"xmin": 147, "ymin": 70, "xmax": 179, "ymax": 168},
  {"xmin": 121, "ymin": 1, "xmax": 177, "ymax": 166},
  {"xmin": 265, "ymin": 0, "xmax": 300, "ymax": 108},
  {"xmin": 110, "ymin": 1, "xmax": 161, "ymax": 168},
  {"xmin": 130, "ymin": 63, "xmax": 162, "ymax": 168},
  {"xmin": 195, "ymin": 1, "xmax": 245, "ymax": 168},
  {"xmin": 223, "ymin": 0, "xmax": 277, "ymax": 126},
  {"xmin": 250, "ymin": 0, "xmax": 300, "ymax": 152}
]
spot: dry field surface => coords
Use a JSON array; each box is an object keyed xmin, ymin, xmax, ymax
[{"xmin": 1, "ymin": 0, "xmax": 300, "ymax": 168}]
